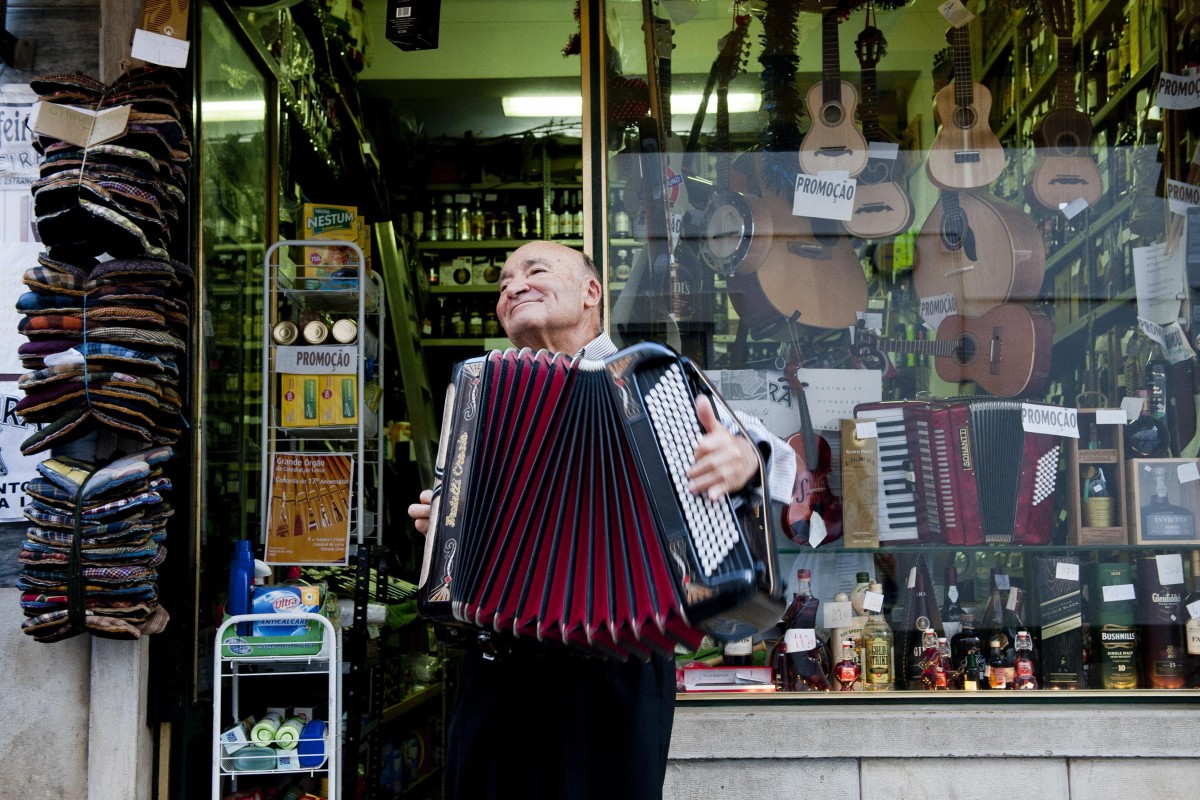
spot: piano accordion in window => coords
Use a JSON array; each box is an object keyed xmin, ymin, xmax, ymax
[
  {"xmin": 417, "ymin": 342, "xmax": 785, "ymax": 659},
  {"xmin": 851, "ymin": 399, "xmax": 1062, "ymax": 545}
]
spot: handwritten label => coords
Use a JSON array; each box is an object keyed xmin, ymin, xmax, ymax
[
  {"xmin": 824, "ymin": 601, "xmax": 853, "ymax": 629},
  {"xmin": 792, "ymin": 172, "xmax": 856, "ymax": 221},
  {"xmin": 1021, "ymin": 403, "xmax": 1080, "ymax": 438},
  {"xmin": 868, "ymin": 141, "xmax": 899, "ymax": 161},
  {"xmin": 1178, "ymin": 461, "xmax": 1200, "ymax": 485},
  {"xmin": 919, "ymin": 293, "xmax": 957, "ymax": 331},
  {"xmin": 1061, "ymin": 197, "xmax": 1089, "ymax": 219},
  {"xmin": 1133, "ymin": 242, "xmax": 1183, "ymax": 326},
  {"xmin": 29, "ymin": 101, "xmax": 130, "ymax": 149},
  {"xmin": 784, "ymin": 628, "xmax": 818, "ymax": 653},
  {"xmin": 1156, "ymin": 553, "xmax": 1186, "ymax": 586},
  {"xmin": 1056, "ymin": 562, "xmax": 1080, "ymax": 582},
  {"xmin": 855, "ymin": 420, "xmax": 878, "ymax": 440},
  {"xmin": 1102, "ymin": 583, "xmax": 1136, "ymax": 603},
  {"xmin": 863, "ymin": 590, "xmax": 884, "ymax": 613},
  {"xmin": 1155, "ymin": 72, "xmax": 1200, "ymax": 110},
  {"xmin": 1164, "ymin": 321, "xmax": 1197, "ymax": 364},
  {"xmin": 1167, "ymin": 179, "xmax": 1200, "ymax": 215},
  {"xmin": 1095, "ymin": 408, "xmax": 1127, "ymax": 426},
  {"xmin": 1188, "ymin": 600, "xmax": 1200, "ymax": 620},
  {"xmin": 939, "ymin": 0, "xmax": 975, "ymax": 27},
  {"xmin": 131, "ymin": 29, "xmax": 190, "ymax": 68}
]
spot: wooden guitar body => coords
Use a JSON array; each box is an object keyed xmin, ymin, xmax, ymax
[
  {"xmin": 926, "ymin": 82, "xmax": 1006, "ymax": 190},
  {"xmin": 798, "ymin": 81, "xmax": 869, "ymax": 178},
  {"xmin": 915, "ymin": 189, "xmax": 1045, "ymax": 317},
  {"xmin": 845, "ymin": 169, "xmax": 914, "ymax": 239},
  {"xmin": 932, "ymin": 304, "xmax": 1053, "ymax": 398},
  {"xmin": 1029, "ymin": 108, "xmax": 1103, "ymax": 209},
  {"xmin": 702, "ymin": 189, "xmax": 774, "ymax": 275}
]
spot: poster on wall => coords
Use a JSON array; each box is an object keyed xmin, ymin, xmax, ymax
[{"xmin": 264, "ymin": 453, "xmax": 353, "ymax": 566}]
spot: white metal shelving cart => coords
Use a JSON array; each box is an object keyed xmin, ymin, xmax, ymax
[{"xmin": 212, "ymin": 612, "xmax": 340, "ymax": 799}]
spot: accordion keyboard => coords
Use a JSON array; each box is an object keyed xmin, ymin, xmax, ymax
[{"xmin": 643, "ymin": 363, "xmax": 741, "ymax": 577}]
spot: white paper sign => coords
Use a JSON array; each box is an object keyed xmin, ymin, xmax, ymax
[
  {"xmin": 939, "ymin": 0, "xmax": 975, "ymax": 27},
  {"xmin": 1021, "ymin": 403, "xmax": 1080, "ymax": 438},
  {"xmin": 1162, "ymin": 321, "xmax": 1197, "ymax": 364},
  {"xmin": 784, "ymin": 628, "xmax": 818, "ymax": 652},
  {"xmin": 1061, "ymin": 197, "xmax": 1090, "ymax": 219},
  {"xmin": 131, "ymin": 28, "xmax": 191, "ymax": 68},
  {"xmin": 863, "ymin": 590, "xmax": 884, "ymax": 613},
  {"xmin": 792, "ymin": 173, "xmax": 856, "ymax": 221},
  {"xmin": 1188, "ymin": 600, "xmax": 1200, "ymax": 620},
  {"xmin": 1155, "ymin": 72, "xmax": 1200, "ymax": 110},
  {"xmin": 919, "ymin": 293, "xmax": 957, "ymax": 331},
  {"xmin": 994, "ymin": 573, "xmax": 1011, "ymax": 591},
  {"xmin": 809, "ymin": 510, "xmax": 828, "ymax": 548},
  {"xmin": 868, "ymin": 141, "xmax": 899, "ymax": 161},
  {"xmin": 1133, "ymin": 241, "xmax": 1184, "ymax": 326},
  {"xmin": 1102, "ymin": 583, "xmax": 1137, "ymax": 602},
  {"xmin": 907, "ymin": 566, "xmax": 917, "ymax": 589},
  {"xmin": 793, "ymin": 367, "xmax": 883, "ymax": 432},
  {"xmin": 1178, "ymin": 461, "xmax": 1200, "ymax": 484},
  {"xmin": 1167, "ymin": 179, "xmax": 1200, "ymax": 215},
  {"xmin": 1156, "ymin": 553, "xmax": 1186, "ymax": 586},
  {"xmin": 1139, "ymin": 317, "xmax": 1167, "ymax": 347},
  {"xmin": 1056, "ymin": 562, "xmax": 1081, "ymax": 582},
  {"xmin": 1095, "ymin": 408, "xmax": 1127, "ymax": 426},
  {"xmin": 29, "ymin": 101, "xmax": 130, "ymax": 148},
  {"xmin": 1006, "ymin": 587, "xmax": 1022, "ymax": 612},
  {"xmin": 273, "ymin": 345, "xmax": 358, "ymax": 375},
  {"xmin": 855, "ymin": 420, "xmax": 878, "ymax": 440},
  {"xmin": 1121, "ymin": 395, "xmax": 1146, "ymax": 422},
  {"xmin": 824, "ymin": 601, "xmax": 853, "ymax": 629}
]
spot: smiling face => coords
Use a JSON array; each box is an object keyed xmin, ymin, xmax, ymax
[{"xmin": 496, "ymin": 241, "xmax": 602, "ymax": 353}]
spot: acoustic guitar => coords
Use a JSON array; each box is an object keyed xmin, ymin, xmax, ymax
[
  {"xmin": 850, "ymin": 302, "xmax": 1054, "ymax": 398},
  {"xmin": 915, "ymin": 188, "xmax": 1045, "ymax": 317},
  {"xmin": 845, "ymin": 19, "xmax": 914, "ymax": 239},
  {"xmin": 1027, "ymin": 0, "xmax": 1103, "ymax": 210},
  {"xmin": 798, "ymin": 1, "xmax": 869, "ymax": 178},
  {"xmin": 926, "ymin": 23, "xmax": 1006, "ymax": 190},
  {"xmin": 699, "ymin": 14, "xmax": 774, "ymax": 276}
]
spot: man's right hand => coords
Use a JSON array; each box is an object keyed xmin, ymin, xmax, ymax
[{"xmin": 408, "ymin": 489, "xmax": 433, "ymax": 535}]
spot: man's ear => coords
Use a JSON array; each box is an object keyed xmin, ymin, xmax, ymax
[{"xmin": 583, "ymin": 276, "xmax": 602, "ymax": 309}]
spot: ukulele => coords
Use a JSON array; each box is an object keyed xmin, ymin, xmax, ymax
[
  {"xmin": 845, "ymin": 17, "xmax": 914, "ymax": 239},
  {"xmin": 700, "ymin": 15, "xmax": 775, "ymax": 276},
  {"xmin": 798, "ymin": 1, "xmax": 869, "ymax": 178},
  {"xmin": 926, "ymin": 23, "xmax": 1006, "ymax": 190},
  {"xmin": 914, "ymin": 188, "xmax": 1045, "ymax": 317},
  {"xmin": 850, "ymin": 302, "xmax": 1054, "ymax": 398},
  {"xmin": 782, "ymin": 356, "xmax": 843, "ymax": 547},
  {"xmin": 1027, "ymin": 0, "xmax": 1103, "ymax": 210}
]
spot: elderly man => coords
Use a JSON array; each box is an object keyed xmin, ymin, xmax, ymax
[{"xmin": 409, "ymin": 240, "xmax": 795, "ymax": 800}]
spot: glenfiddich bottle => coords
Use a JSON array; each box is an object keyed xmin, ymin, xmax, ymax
[
  {"xmin": 1136, "ymin": 555, "xmax": 1186, "ymax": 688},
  {"xmin": 1182, "ymin": 551, "xmax": 1200, "ymax": 688},
  {"xmin": 862, "ymin": 582, "xmax": 894, "ymax": 691}
]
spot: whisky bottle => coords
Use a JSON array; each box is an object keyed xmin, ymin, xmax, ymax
[
  {"xmin": 1139, "ymin": 466, "xmax": 1196, "ymax": 542},
  {"xmin": 862, "ymin": 582, "xmax": 894, "ymax": 691},
  {"xmin": 723, "ymin": 636, "xmax": 753, "ymax": 667},
  {"xmin": 1136, "ymin": 555, "xmax": 1186, "ymax": 688},
  {"xmin": 987, "ymin": 639, "xmax": 1008, "ymax": 689},
  {"xmin": 1013, "ymin": 631, "xmax": 1038, "ymax": 689},
  {"xmin": 950, "ymin": 613, "xmax": 983, "ymax": 689},
  {"xmin": 1094, "ymin": 562, "xmax": 1140, "ymax": 689},
  {"xmin": 941, "ymin": 566, "xmax": 965, "ymax": 641},
  {"xmin": 936, "ymin": 637, "xmax": 952, "ymax": 690},
  {"xmin": 1182, "ymin": 551, "xmax": 1200, "ymax": 688}
]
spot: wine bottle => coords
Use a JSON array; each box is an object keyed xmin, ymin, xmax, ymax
[{"xmin": 780, "ymin": 569, "xmax": 830, "ymax": 690}]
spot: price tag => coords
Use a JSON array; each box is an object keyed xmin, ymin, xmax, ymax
[
  {"xmin": 784, "ymin": 628, "xmax": 818, "ymax": 653},
  {"xmin": 1121, "ymin": 395, "xmax": 1147, "ymax": 422},
  {"xmin": 1006, "ymin": 586, "xmax": 1022, "ymax": 612},
  {"xmin": 1157, "ymin": 553, "xmax": 1186, "ymax": 585},
  {"xmin": 792, "ymin": 172, "xmax": 856, "ymax": 221},
  {"xmin": 907, "ymin": 566, "xmax": 917, "ymax": 589},
  {"xmin": 938, "ymin": 0, "xmax": 975, "ymax": 27},
  {"xmin": 994, "ymin": 573, "xmax": 1011, "ymax": 591},
  {"xmin": 1178, "ymin": 461, "xmax": 1200, "ymax": 484},
  {"xmin": 1056, "ymin": 562, "xmax": 1081, "ymax": 582},
  {"xmin": 1095, "ymin": 408, "xmax": 1127, "ymax": 426},
  {"xmin": 808, "ymin": 510, "xmax": 828, "ymax": 548},
  {"xmin": 824, "ymin": 601, "xmax": 853, "ymax": 630},
  {"xmin": 863, "ymin": 590, "xmax": 884, "ymax": 613},
  {"xmin": 131, "ymin": 28, "xmax": 191, "ymax": 68},
  {"xmin": 1102, "ymin": 583, "xmax": 1137, "ymax": 602},
  {"xmin": 1188, "ymin": 599, "xmax": 1200, "ymax": 620},
  {"xmin": 855, "ymin": 420, "xmax": 878, "ymax": 440},
  {"xmin": 868, "ymin": 141, "xmax": 899, "ymax": 161},
  {"xmin": 1061, "ymin": 197, "xmax": 1089, "ymax": 220}
]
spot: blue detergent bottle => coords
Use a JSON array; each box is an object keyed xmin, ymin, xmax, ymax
[{"xmin": 227, "ymin": 540, "xmax": 255, "ymax": 636}]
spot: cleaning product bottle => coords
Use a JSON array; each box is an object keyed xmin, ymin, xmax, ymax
[{"xmin": 228, "ymin": 540, "xmax": 255, "ymax": 636}]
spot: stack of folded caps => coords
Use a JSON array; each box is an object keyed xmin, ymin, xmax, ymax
[
  {"xmin": 18, "ymin": 446, "xmax": 174, "ymax": 642},
  {"xmin": 15, "ymin": 65, "xmax": 192, "ymax": 640}
]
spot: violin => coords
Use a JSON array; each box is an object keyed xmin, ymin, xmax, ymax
[{"xmin": 782, "ymin": 360, "xmax": 843, "ymax": 547}]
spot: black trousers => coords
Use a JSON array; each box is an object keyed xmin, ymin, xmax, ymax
[{"xmin": 444, "ymin": 643, "xmax": 677, "ymax": 800}]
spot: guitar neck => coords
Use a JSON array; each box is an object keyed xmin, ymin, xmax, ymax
[
  {"xmin": 871, "ymin": 335, "xmax": 958, "ymax": 359},
  {"xmin": 860, "ymin": 63, "xmax": 881, "ymax": 142},
  {"xmin": 821, "ymin": 8, "xmax": 843, "ymax": 105},
  {"xmin": 949, "ymin": 26, "xmax": 976, "ymax": 110},
  {"xmin": 1055, "ymin": 34, "xmax": 1075, "ymax": 111},
  {"xmin": 716, "ymin": 82, "xmax": 731, "ymax": 190}
]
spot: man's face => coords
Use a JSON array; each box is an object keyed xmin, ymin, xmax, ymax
[{"xmin": 496, "ymin": 241, "xmax": 599, "ymax": 349}]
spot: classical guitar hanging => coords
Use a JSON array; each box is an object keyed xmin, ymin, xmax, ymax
[
  {"xmin": 798, "ymin": 1, "xmax": 869, "ymax": 178},
  {"xmin": 849, "ymin": 302, "xmax": 1053, "ymax": 398}
]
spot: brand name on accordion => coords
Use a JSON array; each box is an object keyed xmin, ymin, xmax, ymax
[
  {"xmin": 444, "ymin": 432, "xmax": 469, "ymax": 527},
  {"xmin": 294, "ymin": 350, "xmax": 354, "ymax": 369}
]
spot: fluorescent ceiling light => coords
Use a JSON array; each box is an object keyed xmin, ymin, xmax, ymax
[
  {"xmin": 201, "ymin": 99, "xmax": 267, "ymax": 122},
  {"xmin": 501, "ymin": 92, "xmax": 761, "ymax": 118}
]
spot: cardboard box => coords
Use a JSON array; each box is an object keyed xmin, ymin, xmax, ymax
[
  {"xmin": 840, "ymin": 417, "xmax": 881, "ymax": 549},
  {"xmin": 680, "ymin": 665, "xmax": 774, "ymax": 692},
  {"xmin": 1127, "ymin": 458, "xmax": 1200, "ymax": 545},
  {"xmin": 220, "ymin": 588, "xmax": 336, "ymax": 658},
  {"xmin": 250, "ymin": 585, "xmax": 322, "ymax": 637},
  {"xmin": 1067, "ymin": 409, "xmax": 1128, "ymax": 545},
  {"xmin": 302, "ymin": 202, "xmax": 360, "ymax": 274},
  {"xmin": 279, "ymin": 374, "xmax": 319, "ymax": 428},
  {"xmin": 1033, "ymin": 556, "xmax": 1085, "ymax": 689},
  {"xmin": 316, "ymin": 374, "xmax": 358, "ymax": 426},
  {"xmin": 384, "ymin": 0, "xmax": 441, "ymax": 52}
]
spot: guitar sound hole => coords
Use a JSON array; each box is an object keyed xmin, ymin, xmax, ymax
[
  {"xmin": 952, "ymin": 106, "xmax": 977, "ymax": 130},
  {"xmin": 953, "ymin": 334, "xmax": 977, "ymax": 365},
  {"xmin": 1053, "ymin": 131, "xmax": 1080, "ymax": 156},
  {"xmin": 940, "ymin": 210, "xmax": 966, "ymax": 252},
  {"xmin": 822, "ymin": 103, "xmax": 844, "ymax": 126}
]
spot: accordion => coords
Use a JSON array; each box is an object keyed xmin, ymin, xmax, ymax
[
  {"xmin": 851, "ymin": 399, "xmax": 1062, "ymax": 545},
  {"xmin": 417, "ymin": 342, "xmax": 785, "ymax": 658}
]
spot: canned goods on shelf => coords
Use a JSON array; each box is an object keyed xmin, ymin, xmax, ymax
[
  {"xmin": 331, "ymin": 318, "xmax": 358, "ymax": 344},
  {"xmin": 303, "ymin": 320, "xmax": 330, "ymax": 344},
  {"xmin": 272, "ymin": 321, "xmax": 299, "ymax": 345}
]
